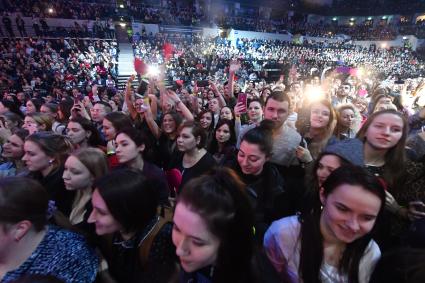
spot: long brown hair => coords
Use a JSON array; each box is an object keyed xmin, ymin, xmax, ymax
[
  {"xmin": 297, "ymin": 99, "xmax": 336, "ymax": 159},
  {"xmin": 356, "ymin": 109, "xmax": 408, "ymax": 189}
]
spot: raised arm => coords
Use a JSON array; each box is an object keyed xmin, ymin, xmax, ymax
[
  {"xmin": 124, "ymin": 75, "xmax": 138, "ymax": 120},
  {"xmin": 143, "ymin": 101, "xmax": 161, "ymax": 139},
  {"xmin": 209, "ymin": 80, "xmax": 226, "ymax": 108},
  {"xmin": 167, "ymin": 90, "xmax": 194, "ymax": 121}
]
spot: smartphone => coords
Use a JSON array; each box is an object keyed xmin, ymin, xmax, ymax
[
  {"xmin": 197, "ymin": 80, "xmax": 209, "ymax": 87},
  {"xmin": 237, "ymin": 93, "xmax": 248, "ymax": 113}
]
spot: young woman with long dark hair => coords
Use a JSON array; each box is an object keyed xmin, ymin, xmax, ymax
[
  {"xmin": 172, "ymin": 168, "xmax": 280, "ymax": 283},
  {"xmin": 88, "ymin": 169, "xmax": 176, "ymax": 282},
  {"xmin": 208, "ymin": 119, "xmax": 237, "ymax": 165},
  {"xmin": 264, "ymin": 166, "xmax": 386, "ymax": 283}
]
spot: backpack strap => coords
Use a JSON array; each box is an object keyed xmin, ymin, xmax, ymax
[{"xmin": 138, "ymin": 206, "xmax": 174, "ymax": 267}]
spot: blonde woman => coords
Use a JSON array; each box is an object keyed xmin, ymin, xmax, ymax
[{"xmin": 63, "ymin": 148, "xmax": 108, "ymax": 231}]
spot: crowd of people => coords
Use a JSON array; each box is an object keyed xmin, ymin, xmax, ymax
[
  {"xmin": 132, "ymin": 34, "xmax": 424, "ymax": 87},
  {"xmin": 0, "ymin": 37, "xmax": 119, "ymax": 99},
  {"xmin": 1, "ymin": 0, "xmax": 117, "ymax": 20},
  {"xmin": 1, "ymin": 1, "xmax": 425, "ymax": 282},
  {"xmin": 0, "ymin": 24, "xmax": 424, "ymax": 281},
  {"xmin": 0, "ymin": 13, "xmax": 116, "ymax": 39},
  {"xmin": 2, "ymin": 0, "xmax": 425, "ymax": 41},
  {"xmin": 322, "ymin": 0, "xmax": 425, "ymax": 16}
]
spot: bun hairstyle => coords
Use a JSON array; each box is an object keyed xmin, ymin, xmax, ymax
[
  {"xmin": 178, "ymin": 167, "xmax": 255, "ymax": 282},
  {"xmin": 0, "ymin": 177, "xmax": 49, "ymax": 231},
  {"xmin": 177, "ymin": 121, "xmax": 207, "ymax": 149},
  {"xmin": 26, "ymin": 132, "xmax": 73, "ymax": 167},
  {"xmin": 68, "ymin": 116, "xmax": 104, "ymax": 147},
  {"xmin": 241, "ymin": 120, "xmax": 274, "ymax": 157}
]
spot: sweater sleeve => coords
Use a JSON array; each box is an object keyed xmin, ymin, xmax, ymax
[{"xmin": 358, "ymin": 240, "xmax": 381, "ymax": 283}]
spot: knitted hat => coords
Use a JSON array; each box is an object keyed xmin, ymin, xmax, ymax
[{"xmin": 323, "ymin": 138, "xmax": 364, "ymax": 166}]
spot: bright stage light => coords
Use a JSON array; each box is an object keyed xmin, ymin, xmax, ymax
[
  {"xmin": 304, "ymin": 85, "xmax": 325, "ymax": 103},
  {"xmin": 147, "ymin": 65, "xmax": 160, "ymax": 77}
]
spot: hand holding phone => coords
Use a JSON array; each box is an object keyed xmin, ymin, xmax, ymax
[
  {"xmin": 237, "ymin": 93, "xmax": 247, "ymax": 113},
  {"xmin": 197, "ymin": 80, "xmax": 209, "ymax": 88}
]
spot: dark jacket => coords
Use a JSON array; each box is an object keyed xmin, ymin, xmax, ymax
[
  {"xmin": 100, "ymin": 218, "xmax": 177, "ymax": 283},
  {"xmin": 228, "ymin": 160, "xmax": 292, "ymax": 243},
  {"xmin": 31, "ymin": 166, "xmax": 75, "ymax": 217}
]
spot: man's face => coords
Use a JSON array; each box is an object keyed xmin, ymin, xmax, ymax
[
  {"xmin": 264, "ymin": 98, "xmax": 289, "ymax": 129},
  {"xmin": 90, "ymin": 103, "xmax": 106, "ymax": 123},
  {"xmin": 338, "ymin": 84, "xmax": 351, "ymax": 96}
]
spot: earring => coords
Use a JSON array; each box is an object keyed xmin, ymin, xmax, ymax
[{"xmin": 48, "ymin": 159, "xmax": 54, "ymax": 165}]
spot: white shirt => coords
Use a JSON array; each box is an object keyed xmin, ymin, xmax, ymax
[{"xmin": 264, "ymin": 216, "xmax": 381, "ymax": 283}]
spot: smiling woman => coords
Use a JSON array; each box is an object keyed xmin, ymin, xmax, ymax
[{"xmin": 264, "ymin": 166, "xmax": 386, "ymax": 283}]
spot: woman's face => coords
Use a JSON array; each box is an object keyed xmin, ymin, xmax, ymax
[
  {"xmin": 172, "ymin": 202, "xmax": 220, "ymax": 273},
  {"xmin": 248, "ymin": 101, "xmax": 263, "ymax": 122},
  {"xmin": 115, "ymin": 133, "xmax": 142, "ymax": 165},
  {"xmin": 162, "ymin": 100, "xmax": 174, "ymax": 113},
  {"xmin": 237, "ymin": 141, "xmax": 268, "ymax": 176},
  {"xmin": 108, "ymin": 100, "xmax": 118, "ymax": 111},
  {"xmin": 162, "ymin": 114, "xmax": 177, "ymax": 134},
  {"xmin": 66, "ymin": 121, "xmax": 88, "ymax": 145},
  {"xmin": 310, "ymin": 103, "xmax": 331, "ymax": 129},
  {"xmin": 215, "ymin": 124, "xmax": 231, "ymax": 144},
  {"xmin": 102, "ymin": 118, "xmax": 116, "ymax": 141},
  {"xmin": 364, "ymin": 113, "xmax": 403, "ymax": 150},
  {"xmin": 197, "ymin": 98, "xmax": 204, "ymax": 110},
  {"xmin": 177, "ymin": 127, "xmax": 198, "ymax": 152},
  {"xmin": 22, "ymin": 141, "xmax": 51, "ymax": 172},
  {"xmin": 26, "ymin": 101, "xmax": 37, "ymax": 114},
  {"xmin": 262, "ymin": 88, "xmax": 271, "ymax": 98},
  {"xmin": 320, "ymin": 184, "xmax": 382, "ymax": 243},
  {"xmin": 2, "ymin": 134, "xmax": 25, "ymax": 159},
  {"xmin": 207, "ymin": 91, "xmax": 215, "ymax": 100},
  {"xmin": 353, "ymin": 101, "xmax": 367, "ymax": 113},
  {"xmin": 23, "ymin": 116, "xmax": 39, "ymax": 135},
  {"xmin": 220, "ymin": 107, "xmax": 233, "ymax": 120},
  {"xmin": 339, "ymin": 108, "xmax": 355, "ymax": 129},
  {"xmin": 0, "ymin": 102, "xmax": 8, "ymax": 114},
  {"xmin": 316, "ymin": 155, "xmax": 342, "ymax": 186},
  {"xmin": 63, "ymin": 155, "xmax": 92, "ymax": 191},
  {"xmin": 199, "ymin": 112, "xmax": 212, "ymax": 130},
  {"xmin": 88, "ymin": 189, "xmax": 122, "ymax": 235}
]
